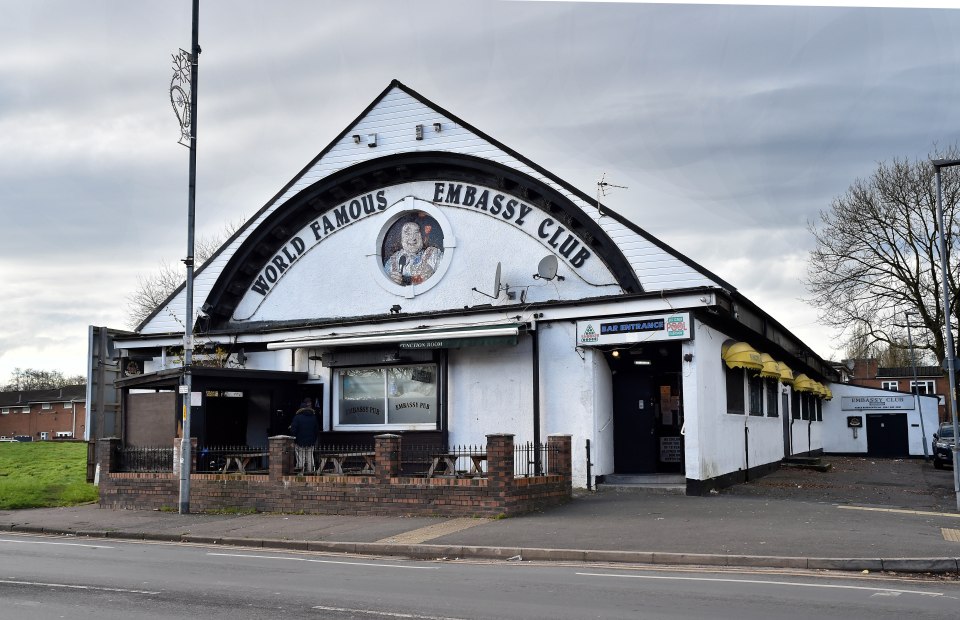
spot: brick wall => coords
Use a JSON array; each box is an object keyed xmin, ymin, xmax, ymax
[{"xmin": 98, "ymin": 434, "xmax": 572, "ymax": 517}]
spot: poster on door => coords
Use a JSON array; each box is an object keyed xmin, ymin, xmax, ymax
[{"xmin": 660, "ymin": 437, "xmax": 682, "ymax": 463}]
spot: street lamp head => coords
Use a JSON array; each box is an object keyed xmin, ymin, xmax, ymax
[{"xmin": 932, "ymin": 158, "xmax": 960, "ymax": 169}]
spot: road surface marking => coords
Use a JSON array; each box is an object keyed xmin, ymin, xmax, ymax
[
  {"xmin": 208, "ymin": 552, "xmax": 437, "ymax": 569},
  {"xmin": 0, "ymin": 538, "xmax": 113, "ymax": 549},
  {"xmin": 376, "ymin": 518, "xmax": 491, "ymax": 544},
  {"xmin": 942, "ymin": 528, "xmax": 960, "ymax": 542},
  {"xmin": 312, "ymin": 606, "xmax": 468, "ymax": 619},
  {"xmin": 838, "ymin": 505, "xmax": 960, "ymax": 518},
  {"xmin": 0, "ymin": 579, "xmax": 158, "ymax": 595},
  {"xmin": 575, "ymin": 572, "xmax": 943, "ymax": 597}
]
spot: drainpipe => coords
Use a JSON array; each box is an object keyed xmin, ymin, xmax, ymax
[
  {"xmin": 531, "ymin": 324, "xmax": 542, "ymax": 474},
  {"xmin": 744, "ymin": 421, "xmax": 750, "ymax": 482},
  {"xmin": 71, "ymin": 402, "xmax": 76, "ymax": 438}
]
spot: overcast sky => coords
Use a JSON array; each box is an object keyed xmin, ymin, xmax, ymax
[{"xmin": 2, "ymin": 0, "xmax": 959, "ymax": 383}]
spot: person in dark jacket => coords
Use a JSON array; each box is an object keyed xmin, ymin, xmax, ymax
[{"xmin": 289, "ymin": 398, "xmax": 319, "ymax": 472}]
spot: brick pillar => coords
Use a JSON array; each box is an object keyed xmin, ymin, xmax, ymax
[
  {"xmin": 375, "ymin": 434, "xmax": 401, "ymax": 481},
  {"xmin": 486, "ymin": 434, "xmax": 515, "ymax": 514},
  {"xmin": 547, "ymin": 434, "xmax": 572, "ymax": 478},
  {"xmin": 173, "ymin": 437, "xmax": 199, "ymax": 474},
  {"xmin": 98, "ymin": 437, "xmax": 121, "ymax": 474},
  {"xmin": 269, "ymin": 435, "xmax": 294, "ymax": 480}
]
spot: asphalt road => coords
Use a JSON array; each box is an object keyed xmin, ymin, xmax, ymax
[{"xmin": 1, "ymin": 534, "xmax": 958, "ymax": 620}]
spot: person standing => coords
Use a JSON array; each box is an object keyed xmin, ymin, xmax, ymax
[{"xmin": 289, "ymin": 398, "xmax": 319, "ymax": 473}]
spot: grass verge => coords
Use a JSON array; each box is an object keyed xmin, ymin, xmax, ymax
[{"xmin": 0, "ymin": 442, "xmax": 98, "ymax": 509}]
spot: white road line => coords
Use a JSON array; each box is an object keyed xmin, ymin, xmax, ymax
[
  {"xmin": 208, "ymin": 552, "xmax": 438, "ymax": 570},
  {"xmin": 312, "ymin": 606, "xmax": 468, "ymax": 620},
  {"xmin": 0, "ymin": 538, "xmax": 114, "ymax": 549},
  {"xmin": 0, "ymin": 579, "xmax": 159, "ymax": 595},
  {"xmin": 576, "ymin": 572, "xmax": 944, "ymax": 597}
]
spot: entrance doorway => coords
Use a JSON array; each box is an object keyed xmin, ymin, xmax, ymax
[
  {"xmin": 609, "ymin": 343, "xmax": 684, "ymax": 474},
  {"xmin": 866, "ymin": 413, "xmax": 909, "ymax": 457}
]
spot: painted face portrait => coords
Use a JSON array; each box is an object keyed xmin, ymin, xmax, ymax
[{"xmin": 382, "ymin": 214, "xmax": 444, "ymax": 286}]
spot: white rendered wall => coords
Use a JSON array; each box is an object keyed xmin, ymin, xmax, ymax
[
  {"xmin": 537, "ymin": 321, "xmax": 612, "ymax": 487},
  {"xmin": 447, "ymin": 337, "xmax": 534, "ymax": 448},
  {"xmin": 823, "ymin": 384, "xmax": 939, "ymax": 456},
  {"xmin": 689, "ymin": 323, "xmax": 789, "ymax": 481},
  {"xmin": 234, "ymin": 194, "xmax": 620, "ymax": 324}
]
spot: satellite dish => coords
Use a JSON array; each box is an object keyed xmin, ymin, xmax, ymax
[
  {"xmin": 537, "ymin": 255, "xmax": 558, "ymax": 280},
  {"xmin": 493, "ymin": 262, "xmax": 502, "ymax": 299}
]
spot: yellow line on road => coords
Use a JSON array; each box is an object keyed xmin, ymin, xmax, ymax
[{"xmin": 838, "ymin": 505, "xmax": 960, "ymax": 518}]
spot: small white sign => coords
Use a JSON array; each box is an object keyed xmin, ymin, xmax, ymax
[
  {"xmin": 191, "ymin": 392, "xmax": 202, "ymax": 407},
  {"xmin": 178, "ymin": 385, "xmax": 189, "ymax": 394}
]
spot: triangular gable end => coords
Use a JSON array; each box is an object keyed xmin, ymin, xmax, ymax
[{"xmin": 138, "ymin": 80, "xmax": 723, "ymax": 335}]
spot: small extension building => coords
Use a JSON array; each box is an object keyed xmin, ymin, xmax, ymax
[{"xmin": 97, "ymin": 81, "xmax": 843, "ymax": 494}]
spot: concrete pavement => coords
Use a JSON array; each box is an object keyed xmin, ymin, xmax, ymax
[{"xmin": 2, "ymin": 456, "xmax": 959, "ymax": 573}]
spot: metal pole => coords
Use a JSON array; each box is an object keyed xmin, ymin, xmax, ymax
[
  {"xmin": 933, "ymin": 159, "xmax": 960, "ymax": 512},
  {"xmin": 905, "ymin": 313, "xmax": 928, "ymax": 459},
  {"xmin": 179, "ymin": 0, "xmax": 200, "ymax": 515}
]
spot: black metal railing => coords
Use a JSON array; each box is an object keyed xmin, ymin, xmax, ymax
[
  {"xmin": 115, "ymin": 445, "xmax": 175, "ymax": 473},
  {"xmin": 514, "ymin": 441, "xmax": 558, "ymax": 478},
  {"xmin": 196, "ymin": 444, "xmax": 269, "ymax": 474},
  {"xmin": 402, "ymin": 443, "xmax": 487, "ymax": 477}
]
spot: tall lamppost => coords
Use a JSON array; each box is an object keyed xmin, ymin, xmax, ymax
[
  {"xmin": 170, "ymin": 0, "xmax": 200, "ymax": 515},
  {"xmin": 932, "ymin": 157, "xmax": 960, "ymax": 512}
]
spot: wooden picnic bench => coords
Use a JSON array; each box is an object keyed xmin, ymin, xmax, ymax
[
  {"xmin": 427, "ymin": 453, "xmax": 487, "ymax": 478},
  {"xmin": 221, "ymin": 452, "xmax": 268, "ymax": 474},
  {"xmin": 316, "ymin": 451, "xmax": 375, "ymax": 475}
]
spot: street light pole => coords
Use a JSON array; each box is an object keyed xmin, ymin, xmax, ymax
[
  {"xmin": 933, "ymin": 157, "xmax": 960, "ymax": 512},
  {"xmin": 179, "ymin": 0, "xmax": 200, "ymax": 515}
]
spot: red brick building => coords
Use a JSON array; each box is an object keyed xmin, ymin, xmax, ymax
[
  {"xmin": 0, "ymin": 385, "xmax": 86, "ymax": 441},
  {"xmin": 846, "ymin": 359, "xmax": 948, "ymax": 422}
]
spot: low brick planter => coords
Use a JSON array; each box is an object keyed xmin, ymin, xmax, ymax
[{"xmin": 98, "ymin": 434, "xmax": 572, "ymax": 517}]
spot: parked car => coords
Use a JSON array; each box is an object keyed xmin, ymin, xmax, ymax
[{"xmin": 933, "ymin": 422, "xmax": 956, "ymax": 469}]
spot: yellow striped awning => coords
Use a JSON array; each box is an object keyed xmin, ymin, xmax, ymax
[
  {"xmin": 759, "ymin": 353, "xmax": 782, "ymax": 379},
  {"xmin": 722, "ymin": 341, "xmax": 764, "ymax": 371},
  {"xmin": 777, "ymin": 362, "xmax": 795, "ymax": 385},
  {"xmin": 793, "ymin": 374, "xmax": 816, "ymax": 393}
]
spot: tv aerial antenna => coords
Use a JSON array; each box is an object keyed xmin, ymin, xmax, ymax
[
  {"xmin": 596, "ymin": 173, "xmax": 627, "ymax": 217},
  {"xmin": 472, "ymin": 261, "xmax": 516, "ymax": 300}
]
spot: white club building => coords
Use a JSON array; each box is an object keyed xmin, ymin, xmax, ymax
[{"xmin": 103, "ymin": 80, "xmax": 843, "ymax": 493}]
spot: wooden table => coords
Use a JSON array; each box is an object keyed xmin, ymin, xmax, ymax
[
  {"xmin": 316, "ymin": 451, "xmax": 375, "ymax": 475},
  {"xmin": 427, "ymin": 453, "xmax": 487, "ymax": 478},
  {"xmin": 222, "ymin": 452, "xmax": 268, "ymax": 474}
]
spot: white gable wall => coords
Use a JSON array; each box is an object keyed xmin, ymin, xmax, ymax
[
  {"xmin": 823, "ymin": 383, "xmax": 938, "ymax": 456},
  {"xmin": 141, "ymin": 85, "xmax": 717, "ymax": 335}
]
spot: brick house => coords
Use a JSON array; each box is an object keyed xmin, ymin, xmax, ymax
[
  {"xmin": 0, "ymin": 385, "xmax": 87, "ymax": 440},
  {"xmin": 846, "ymin": 359, "xmax": 948, "ymax": 422}
]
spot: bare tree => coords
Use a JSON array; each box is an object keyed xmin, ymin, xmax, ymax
[
  {"xmin": 3, "ymin": 368, "xmax": 85, "ymax": 391},
  {"xmin": 806, "ymin": 146, "xmax": 960, "ymax": 366},
  {"xmin": 125, "ymin": 220, "xmax": 244, "ymax": 328}
]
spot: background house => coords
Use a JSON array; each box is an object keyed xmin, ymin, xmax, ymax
[
  {"xmin": 845, "ymin": 358, "xmax": 947, "ymax": 422},
  {"xmin": 0, "ymin": 385, "xmax": 87, "ymax": 440}
]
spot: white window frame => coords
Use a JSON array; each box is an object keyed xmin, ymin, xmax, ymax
[
  {"xmin": 881, "ymin": 380, "xmax": 899, "ymax": 391},
  {"xmin": 20, "ymin": 407, "xmax": 29, "ymax": 414},
  {"xmin": 41, "ymin": 402, "xmax": 52, "ymax": 410},
  {"xmin": 910, "ymin": 380, "xmax": 936, "ymax": 395},
  {"xmin": 0, "ymin": 408, "xmax": 9, "ymax": 415}
]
